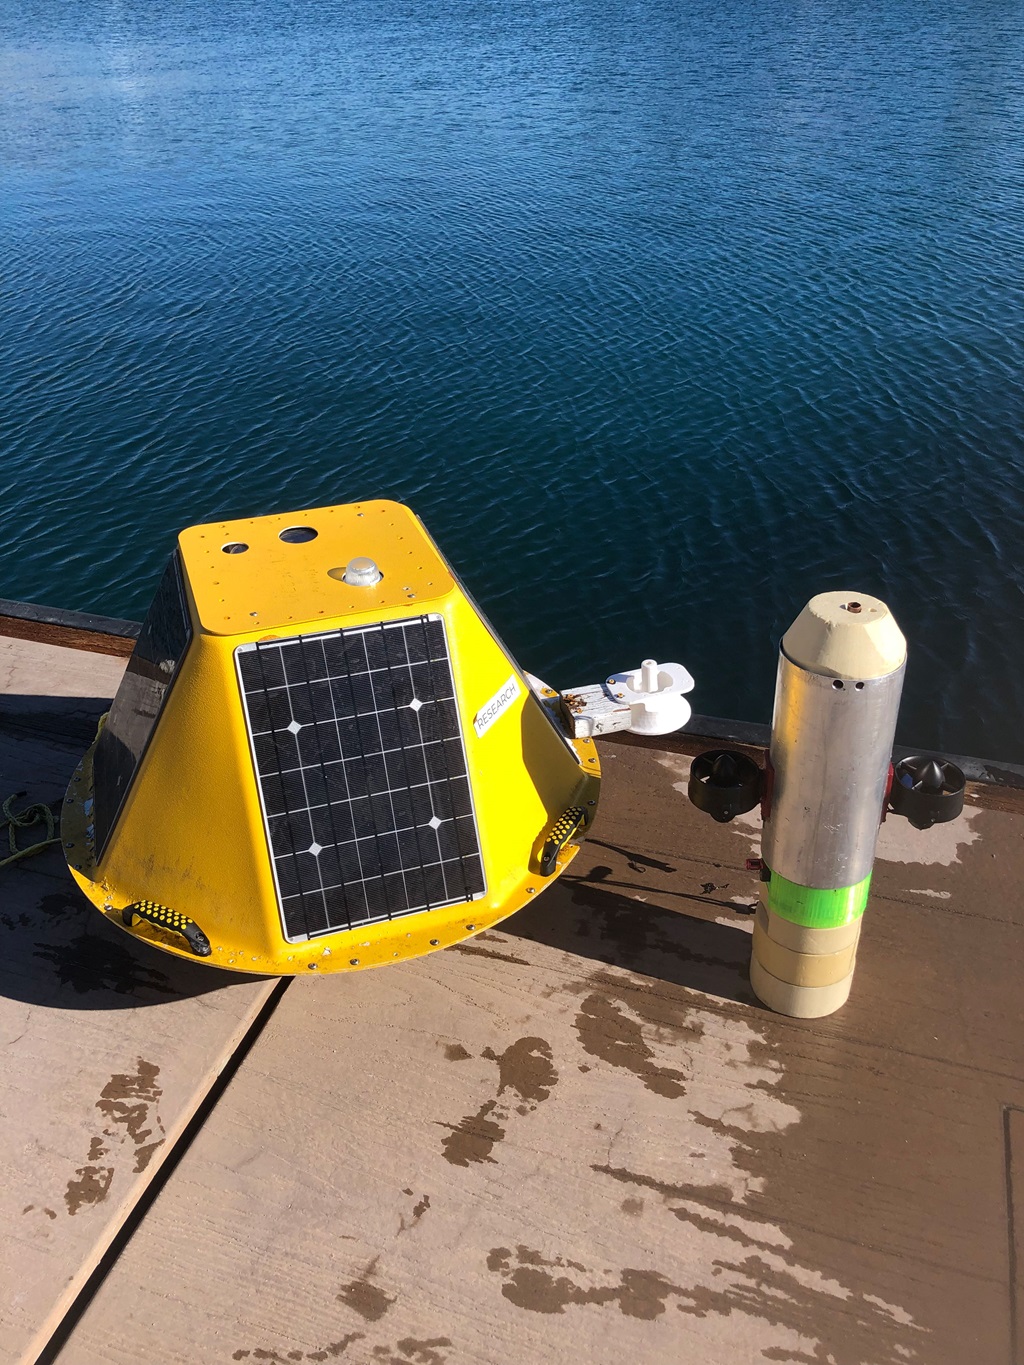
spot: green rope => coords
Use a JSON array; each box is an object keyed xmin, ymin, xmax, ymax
[{"xmin": 0, "ymin": 792, "xmax": 60, "ymax": 869}]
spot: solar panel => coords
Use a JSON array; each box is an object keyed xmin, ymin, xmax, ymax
[{"xmin": 236, "ymin": 615, "xmax": 486, "ymax": 941}]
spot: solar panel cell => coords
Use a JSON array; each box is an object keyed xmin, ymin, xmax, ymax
[{"xmin": 237, "ymin": 614, "xmax": 487, "ymax": 941}]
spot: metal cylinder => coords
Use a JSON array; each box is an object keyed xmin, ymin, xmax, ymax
[
  {"xmin": 752, "ymin": 592, "xmax": 906, "ymax": 1018},
  {"xmin": 762, "ymin": 658, "xmax": 905, "ymax": 888}
]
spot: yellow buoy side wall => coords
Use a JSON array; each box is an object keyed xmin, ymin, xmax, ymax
[
  {"xmin": 65, "ymin": 500, "xmax": 599, "ymax": 974},
  {"xmin": 67, "ymin": 631, "xmax": 283, "ymax": 968}
]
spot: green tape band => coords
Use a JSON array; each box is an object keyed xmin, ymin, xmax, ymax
[{"xmin": 766, "ymin": 870, "xmax": 871, "ymax": 929}]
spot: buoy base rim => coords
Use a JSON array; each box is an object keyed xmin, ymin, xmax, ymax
[{"xmin": 63, "ymin": 735, "xmax": 587, "ymax": 976}]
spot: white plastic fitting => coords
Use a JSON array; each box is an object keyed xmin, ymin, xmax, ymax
[{"xmin": 606, "ymin": 659, "xmax": 695, "ymax": 736}]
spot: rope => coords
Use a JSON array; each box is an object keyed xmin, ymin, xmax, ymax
[{"xmin": 0, "ymin": 792, "xmax": 60, "ymax": 868}]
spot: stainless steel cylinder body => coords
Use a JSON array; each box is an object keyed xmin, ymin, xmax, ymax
[
  {"xmin": 761, "ymin": 652, "xmax": 906, "ymax": 889},
  {"xmin": 751, "ymin": 591, "xmax": 907, "ymax": 1018}
]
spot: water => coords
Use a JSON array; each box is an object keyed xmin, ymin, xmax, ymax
[{"xmin": 2, "ymin": 0, "xmax": 1024, "ymax": 761}]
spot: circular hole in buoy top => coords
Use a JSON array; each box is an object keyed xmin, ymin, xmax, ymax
[
  {"xmin": 279, "ymin": 526, "xmax": 318, "ymax": 543},
  {"xmin": 222, "ymin": 542, "xmax": 248, "ymax": 554},
  {"xmin": 855, "ymin": 681, "xmax": 865, "ymax": 690},
  {"xmin": 844, "ymin": 601, "xmax": 862, "ymax": 613},
  {"xmin": 832, "ymin": 679, "xmax": 845, "ymax": 689}
]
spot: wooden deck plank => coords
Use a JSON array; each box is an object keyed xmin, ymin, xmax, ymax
[
  {"xmin": 0, "ymin": 600, "xmax": 138, "ymax": 659},
  {"xmin": 54, "ymin": 740, "xmax": 1024, "ymax": 1365},
  {"xmin": 0, "ymin": 634, "xmax": 278, "ymax": 1365},
  {"xmin": 1007, "ymin": 1108, "xmax": 1024, "ymax": 1365}
]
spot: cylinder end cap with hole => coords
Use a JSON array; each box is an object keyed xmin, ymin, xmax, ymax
[{"xmin": 782, "ymin": 592, "xmax": 906, "ymax": 680}]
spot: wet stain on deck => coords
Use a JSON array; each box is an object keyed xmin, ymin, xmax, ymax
[
  {"xmin": 63, "ymin": 1059, "xmax": 165, "ymax": 1213},
  {"xmin": 337, "ymin": 1259, "xmax": 395, "ymax": 1323},
  {"xmin": 487, "ymin": 1233, "xmax": 921, "ymax": 1361},
  {"xmin": 33, "ymin": 930, "xmax": 175, "ymax": 997},
  {"xmin": 0, "ymin": 890, "xmax": 85, "ymax": 933},
  {"xmin": 574, "ymin": 992, "xmax": 688, "ymax": 1098},
  {"xmin": 450, "ymin": 942, "xmax": 529, "ymax": 966},
  {"xmin": 439, "ymin": 1099, "xmax": 505, "ymax": 1167},
  {"xmin": 487, "ymin": 1245, "xmax": 684, "ymax": 1319},
  {"xmin": 439, "ymin": 1037, "xmax": 557, "ymax": 1166},
  {"xmin": 397, "ymin": 1188, "xmax": 431, "ymax": 1233},
  {"xmin": 590, "ymin": 1169, "xmax": 925, "ymax": 1362},
  {"xmin": 482, "ymin": 1036, "xmax": 557, "ymax": 1107},
  {"xmin": 594, "ymin": 1163, "xmax": 736, "ymax": 1208},
  {"xmin": 370, "ymin": 1338, "xmax": 451, "ymax": 1364},
  {"xmin": 232, "ymin": 1336, "xmax": 363, "ymax": 1362},
  {"xmin": 671, "ymin": 1251, "xmax": 921, "ymax": 1365},
  {"xmin": 97, "ymin": 1058, "xmax": 166, "ymax": 1171},
  {"xmin": 64, "ymin": 1163, "xmax": 114, "ymax": 1216},
  {"xmin": 38, "ymin": 890, "xmax": 86, "ymax": 922}
]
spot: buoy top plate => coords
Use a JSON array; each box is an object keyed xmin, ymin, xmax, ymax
[{"xmin": 178, "ymin": 500, "xmax": 455, "ymax": 635}]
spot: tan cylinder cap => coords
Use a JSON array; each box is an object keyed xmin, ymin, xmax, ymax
[
  {"xmin": 750, "ymin": 955, "xmax": 854, "ymax": 1018},
  {"xmin": 782, "ymin": 592, "xmax": 906, "ymax": 680},
  {"xmin": 756, "ymin": 899, "xmax": 862, "ymax": 955}
]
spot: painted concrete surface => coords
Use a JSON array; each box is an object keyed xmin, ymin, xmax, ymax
[
  {"xmin": 0, "ymin": 635, "xmax": 277, "ymax": 1365},
  {"xmin": 51, "ymin": 736, "xmax": 1024, "ymax": 1365}
]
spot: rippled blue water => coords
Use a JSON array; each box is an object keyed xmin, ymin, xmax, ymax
[{"xmin": 3, "ymin": 0, "xmax": 1024, "ymax": 759}]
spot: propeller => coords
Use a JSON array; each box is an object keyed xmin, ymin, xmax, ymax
[
  {"xmin": 888, "ymin": 755, "xmax": 965, "ymax": 830},
  {"xmin": 688, "ymin": 748, "xmax": 763, "ymax": 823}
]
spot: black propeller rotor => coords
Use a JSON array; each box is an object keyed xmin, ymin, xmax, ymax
[
  {"xmin": 688, "ymin": 748, "xmax": 763, "ymax": 824},
  {"xmin": 888, "ymin": 755, "xmax": 965, "ymax": 830}
]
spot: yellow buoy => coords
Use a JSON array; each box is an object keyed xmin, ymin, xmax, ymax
[{"xmin": 62, "ymin": 500, "xmax": 599, "ymax": 973}]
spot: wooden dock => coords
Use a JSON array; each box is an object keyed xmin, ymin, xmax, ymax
[{"xmin": 2, "ymin": 615, "xmax": 1022, "ymax": 1365}]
